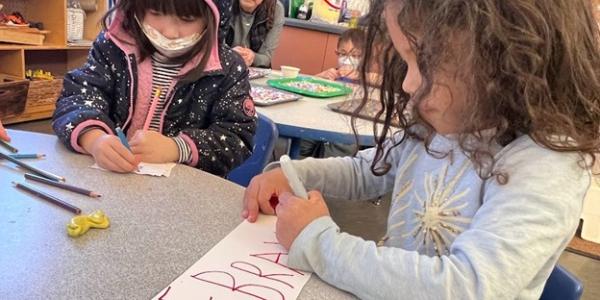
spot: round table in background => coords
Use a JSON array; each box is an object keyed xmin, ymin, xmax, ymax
[{"xmin": 253, "ymin": 75, "xmax": 379, "ymax": 158}]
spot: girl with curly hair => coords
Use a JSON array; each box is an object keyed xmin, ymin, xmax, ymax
[{"xmin": 243, "ymin": 0, "xmax": 600, "ymax": 298}]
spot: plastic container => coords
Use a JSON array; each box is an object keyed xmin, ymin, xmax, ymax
[
  {"xmin": 267, "ymin": 77, "xmax": 353, "ymax": 98},
  {"xmin": 281, "ymin": 66, "xmax": 301, "ymax": 78}
]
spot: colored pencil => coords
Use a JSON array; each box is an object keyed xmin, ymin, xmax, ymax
[
  {"xmin": 115, "ymin": 127, "xmax": 131, "ymax": 150},
  {"xmin": 12, "ymin": 181, "xmax": 81, "ymax": 214},
  {"xmin": 0, "ymin": 151, "xmax": 65, "ymax": 182},
  {"xmin": 9, "ymin": 153, "xmax": 46, "ymax": 159},
  {"xmin": 0, "ymin": 140, "xmax": 19, "ymax": 153},
  {"xmin": 143, "ymin": 89, "xmax": 162, "ymax": 130},
  {"xmin": 24, "ymin": 173, "xmax": 101, "ymax": 198}
]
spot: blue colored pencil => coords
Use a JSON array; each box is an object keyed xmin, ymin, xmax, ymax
[
  {"xmin": 115, "ymin": 127, "xmax": 131, "ymax": 150},
  {"xmin": 9, "ymin": 153, "xmax": 45, "ymax": 159},
  {"xmin": 0, "ymin": 151, "xmax": 65, "ymax": 182}
]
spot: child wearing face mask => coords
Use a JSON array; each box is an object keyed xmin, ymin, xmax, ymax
[
  {"xmin": 301, "ymin": 29, "xmax": 382, "ymax": 159},
  {"xmin": 316, "ymin": 28, "xmax": 382, "ymax": 86},
  {"xmin": 53, "ymin": 0, "xmax": 256, "ymax": 177}
]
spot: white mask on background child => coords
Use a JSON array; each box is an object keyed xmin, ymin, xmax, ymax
[
  {"xmin": 338, "ymin": 56, "xmax": 360, "ymax": 69},
  {"xmin": 135, "ymin": 16, "xmax": 204, "ymax": 58}
]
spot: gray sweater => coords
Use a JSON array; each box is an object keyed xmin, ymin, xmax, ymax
[
  {"xmin": 232, "ymin": 2, "xmax": 285, "ymax": 67},
  {"xmin": 287, "ymin": 132, "xmax": 589, "ymax": 299}
]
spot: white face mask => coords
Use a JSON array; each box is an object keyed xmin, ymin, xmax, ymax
[
  {"xmin": 338, "ymin": 56, "xmax": 360, "ymax": 69},
  {"xmin": 135, "ymin": 16, "xmax": 204, "ymax": 58}
]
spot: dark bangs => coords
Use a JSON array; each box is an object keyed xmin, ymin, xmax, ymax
[
  {"xmin": 101, "ymin": 0, "xmax": 216, "ymax": 65},
  {"xmin": 133, "ymin": 0, "xmax": 210, "ymax": 19}
]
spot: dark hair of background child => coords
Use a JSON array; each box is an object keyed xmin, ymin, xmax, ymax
[{"xmin": 101, "ymin": 0, "xmax": 216, "ymax": 67}]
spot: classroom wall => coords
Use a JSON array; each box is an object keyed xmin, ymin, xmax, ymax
[{"xmin": 272, "ymin": 27, "xmax": 339, "ymax": 75}]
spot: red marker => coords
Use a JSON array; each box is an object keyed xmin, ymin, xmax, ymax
[{"xmin": 269, "ymin": 194, "xmax": 279, "ymax": 210}]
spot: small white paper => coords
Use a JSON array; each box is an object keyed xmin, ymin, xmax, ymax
[
  {"xmin": 91, "ymin": 162, "xmax": 176, "ymax": 177},
  {"xmin": 152, "ymin": 216, "xmax": 312, "ymax": 300}
]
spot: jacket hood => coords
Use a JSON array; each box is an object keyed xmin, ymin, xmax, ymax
[{"xmin": 105, "ymin": 0, "xmax": 222, "ymax": 74}]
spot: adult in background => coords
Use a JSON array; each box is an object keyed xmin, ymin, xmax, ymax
[{"xmin": 226, "ymin": 0, "xmax": 285, "ymax": 67}]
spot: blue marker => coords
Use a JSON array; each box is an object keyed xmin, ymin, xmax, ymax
[{"xmin": 115, "ymin": 127, "xmax": 131, "ymax": 150}]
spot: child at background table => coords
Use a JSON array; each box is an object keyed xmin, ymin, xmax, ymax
[
  {"xmin": 301, "ymin": 29, "xmax": 383, "ymax": 158},
  {"xmin": 316, "ymin": 28, "xmax": 382, "ymax": 86}
]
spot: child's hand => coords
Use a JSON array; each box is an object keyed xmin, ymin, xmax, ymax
[
  {"xmin": 233, "ymin": 46, "xmax": 255, "ymax": 67},
  {"xmin": 316, "ymin": 68, "xmax": 340, "ymax": 81},
  {"xmin": 81, "ymin": 129, "xmax": 139, "ymax": 173},
  {"xmin": 338, "ymin": 66, "xmax": 359, "ymax": 80},
  {"xmin": 243, "ymin": 167, "xmax": 293, "ymax": 222},
  {"xmin": 0, "ymin": 121, "xmax": 10, "ymax": 142},
  {"xmin": 275, "ymin": 191, "xmax": 330, "ymax": 249},
  {"xmin": 242, "ymin": 50, "xmax": 255, "ymax": 67},
  {"xmin": 233, "ymin": 46, "xmax": 247, "ymax": 58},
  {"xmin": 129, "ymin": 130, "xmax": 179, "ymax": 163}
]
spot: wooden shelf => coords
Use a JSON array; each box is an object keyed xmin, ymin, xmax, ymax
[
  {"xmin": 0, "ymin": 0, "xmax": 107, "ymax": 124},
  {"xmin": 2, "ymin": 105, "xmax": 54, "ymax": 125},
  {"xmin": 0, "ymin": 44, "xmax": 92, "ymax": 50}
]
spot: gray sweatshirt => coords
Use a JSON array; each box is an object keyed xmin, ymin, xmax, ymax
[
  {"xmin": 287, "ymin": 132, "xmax": 589, "ymax": 299},
  {"xmin": 232, "ymin": 2, "xmax": 285, "ymax": 67}
]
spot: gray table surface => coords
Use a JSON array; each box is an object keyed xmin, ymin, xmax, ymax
[{"xmin": 0, "ymin": 130, "xmax": 353, "ymax": 299}]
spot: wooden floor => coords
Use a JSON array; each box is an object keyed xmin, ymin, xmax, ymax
[{"xmin": 7, "ymin": 119, "xmax": 600, "ymax": 300}]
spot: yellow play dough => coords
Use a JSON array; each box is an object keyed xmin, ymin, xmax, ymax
[{"xmin": 67, "ymin": 210, "xmax": 110, "ymax": 237}]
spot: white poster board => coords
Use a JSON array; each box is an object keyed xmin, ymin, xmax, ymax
[{"xmin": 153, "ymin": 216, "xmax": 312, "ymax": 300}]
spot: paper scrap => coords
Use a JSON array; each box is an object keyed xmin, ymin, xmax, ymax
[
  {"xmin": 153, "ymin": 215, "xmax": 312, "ymax": 300},
  {"xmin": 91, "ymin": 162, "xmax": 176, "ymax": 177}
]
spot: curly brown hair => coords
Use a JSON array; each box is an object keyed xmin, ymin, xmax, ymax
[{"xmin": 356, "ymin": 0, "xmax": 600, "ymax": 181}]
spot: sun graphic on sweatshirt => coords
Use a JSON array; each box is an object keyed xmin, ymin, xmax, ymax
[{"xmin": 383, "ymin": 157, "xmax": 473, "ymax": 257}]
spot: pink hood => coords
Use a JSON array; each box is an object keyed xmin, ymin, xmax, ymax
[
  {"xmin": 101, "ymin": 0, "xmax": 224, "ymax": 140},
  {"xmin": 105, "ymin": 0, "xmax": 222, "ymax": 74}
]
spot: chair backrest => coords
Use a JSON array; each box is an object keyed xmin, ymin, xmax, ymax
[
  {"xmin": 227, "ymin": 113, "xmax": 278, "ymax": 187},
  {"xmin": 540, "ymin": 265, "xmax": 583, "ymax": 300}
]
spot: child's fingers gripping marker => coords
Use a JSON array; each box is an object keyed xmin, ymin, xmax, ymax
[
  {"xmin": 279, "ymin": 155, "xmax": 308, "ymax": 199},
  {"xmin": 269, "ymin": 194, "xmax": 279, "ymax": 210}
]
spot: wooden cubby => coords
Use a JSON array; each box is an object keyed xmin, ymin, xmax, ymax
[{"xmin": 0, "ymin": 0, "xmax": 108, "ymax": 124}]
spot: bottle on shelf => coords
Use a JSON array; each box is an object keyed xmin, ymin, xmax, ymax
[
  {"xmin": 291, "ymin": 0, "xmax": 305, "ymax": 19},
  {"xmin": 67, "ymin": 0, "xmax": 85, "ymax": 42}
]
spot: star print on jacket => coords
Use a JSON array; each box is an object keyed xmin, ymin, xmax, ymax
[{"xmin": 52, "ymin": 3, "xmax": 257, "ymax": 177}]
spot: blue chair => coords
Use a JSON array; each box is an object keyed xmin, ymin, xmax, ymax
[
  {"xmin": 540, "ymin": 265, "xmax": 583, "ymax": 300},
  {"xmin": 227, "ymin": 113, "xmax": 278, "ymax": 187}
]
